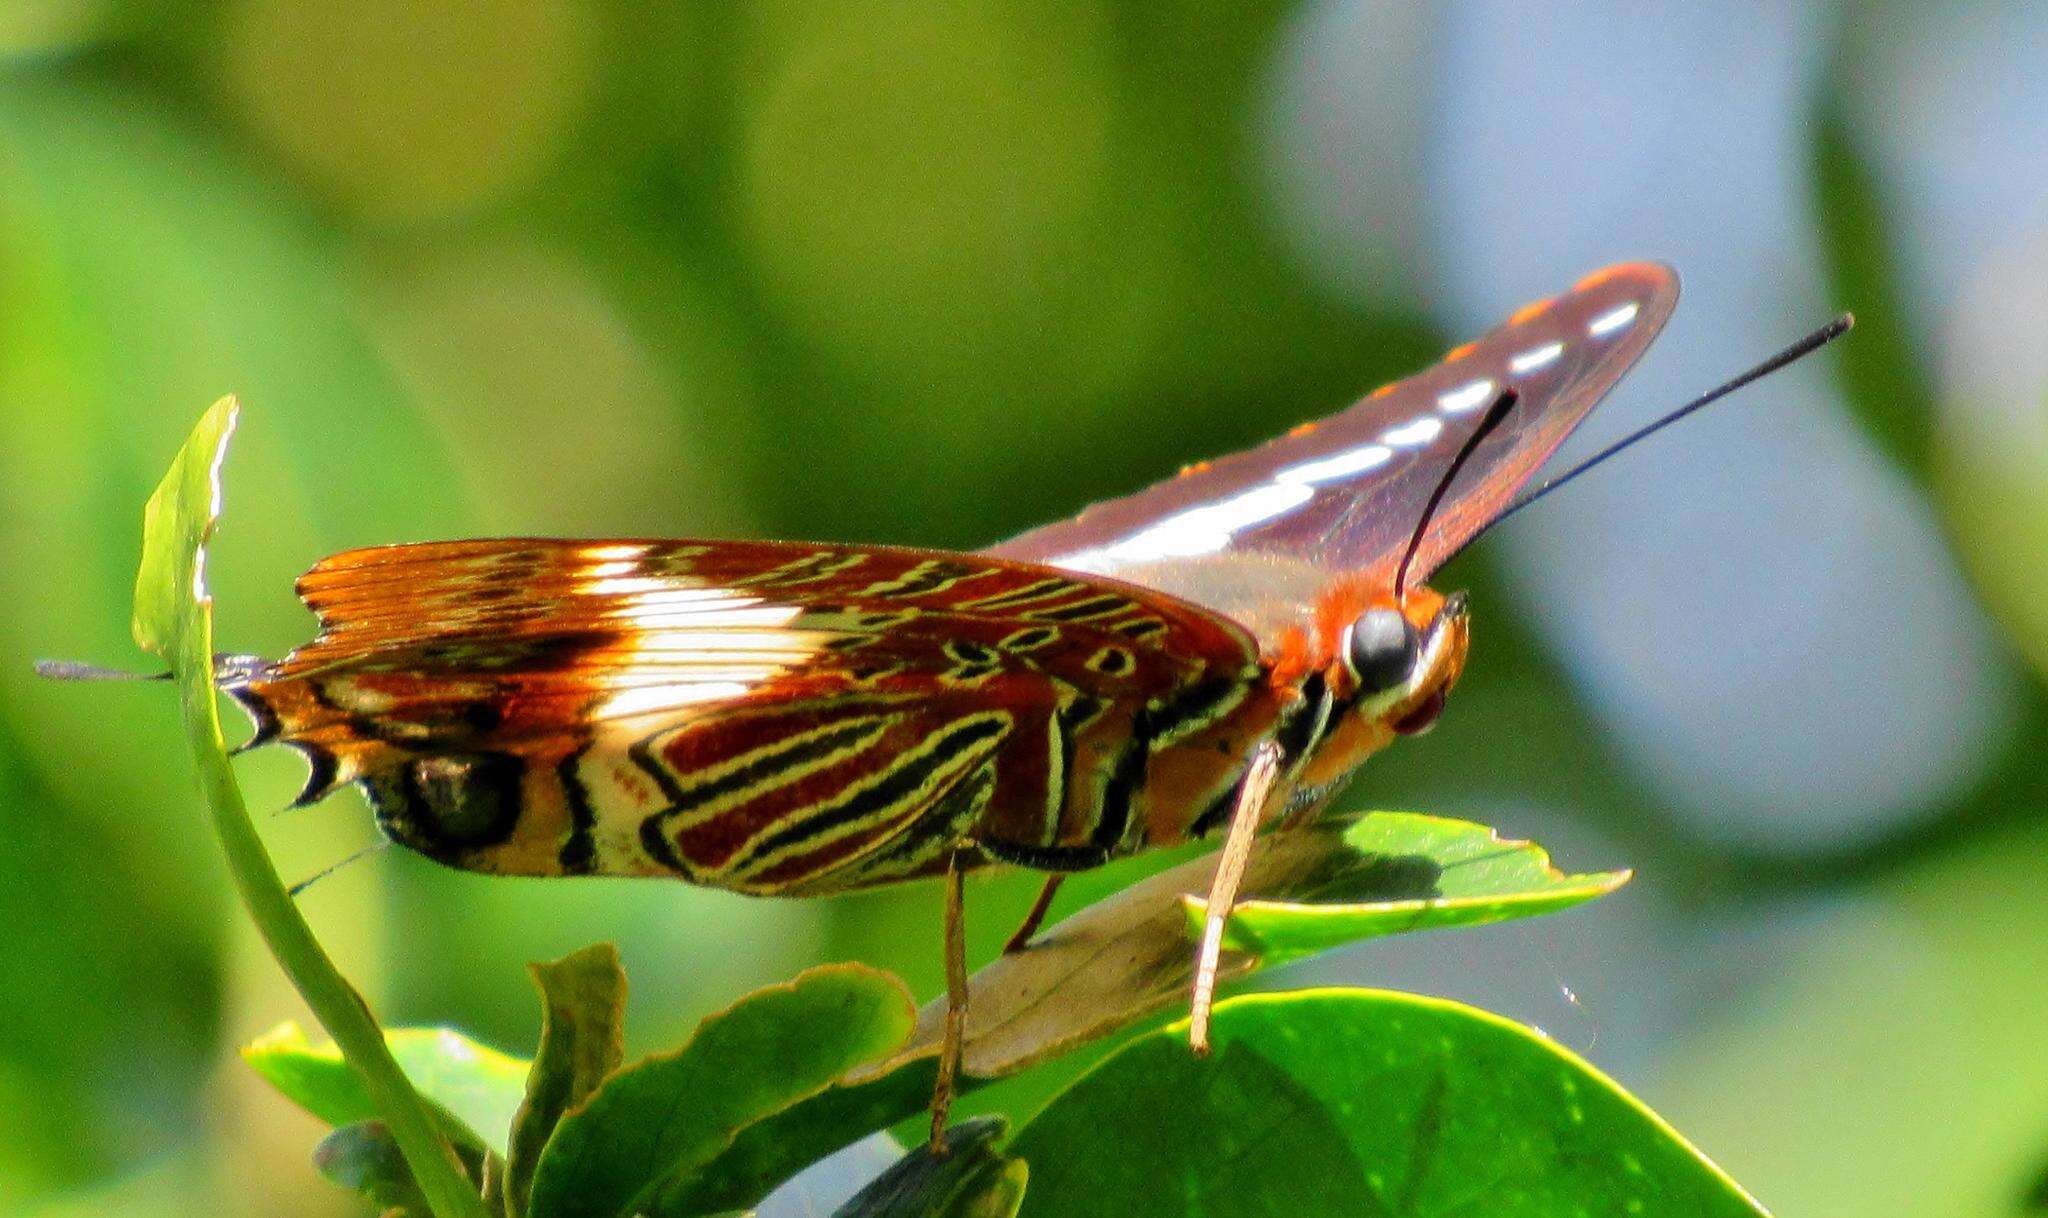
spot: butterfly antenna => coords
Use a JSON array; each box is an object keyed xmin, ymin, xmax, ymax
[
  {"xmin": 33, "ymin": 659, "xmax": 169, "ymax": 682},
  {"xmin": 287, "ymin": 840, "xmax": 391, "ymax": 898},
  {"xmin": 1394, "ymin": 387, "xmax": 1520, "ymax": 601},
  {"xmin": 1481, "ymin": 313, "xmax": 1854, "ymax": 536}
]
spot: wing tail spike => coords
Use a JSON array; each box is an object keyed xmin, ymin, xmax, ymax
[
  {"xmin": 213, "ymin": 654, "xmax": 285, "ymax": 753},
  {"xmin": 227, "ymin": 706, "xmax": 279, "ymax": 755},
  {"xmin": 285, "ymin": 744, "xmax": 343, "ymax": 809}
]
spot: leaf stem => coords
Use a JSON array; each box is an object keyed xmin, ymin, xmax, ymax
[{"xmin": 168, "ymin": 654, "xmax": 490, "ymax": 1218}]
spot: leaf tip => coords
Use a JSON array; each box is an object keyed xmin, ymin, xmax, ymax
[
  {"xmin": 131, "ymin": 396, "xmax": 245, "ymax": 656},
  {"xmin": 241, "ymin": 1019, "xmax": 313, "ymax": 1062}
]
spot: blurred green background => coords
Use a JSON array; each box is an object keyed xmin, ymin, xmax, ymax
[{"xmin": 2, "ymin": 1, "xmax": 2045, "ymax": 1215}]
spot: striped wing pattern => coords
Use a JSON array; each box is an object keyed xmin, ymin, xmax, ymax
[{"xmin": 234, "ymin": 539, "xmax": 1268, "ymax": 894}]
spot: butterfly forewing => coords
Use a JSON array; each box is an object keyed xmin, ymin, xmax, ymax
[
  {"xmin": 987, "ymin": 263, "xmax": 1679, "ymax": 642},
  {"xmin": 238, "ymin": 539, "xmax": 1267, "ymax": 893}
]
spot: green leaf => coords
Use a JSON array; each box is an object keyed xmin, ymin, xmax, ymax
[
  {"xmin": 2, "ymin": 76, "xmax": 468, "ymax": 906},
  {"xmin": 648, "ymin": 816, "xmax": 1616, "ymax": 1217},
  {"xmin": 505, "ymin": 944, "xmax": 629, "ymax": 1217},
  {"xmin": 1810, "ymin": 53, "xmax": 1940, "ymax": 488},
  {"xmin": 129, "ymin": 395, "xmax": 237, "ymax": 657},
  {"xmin": 525, "ymin": 963, "xmax": 916, "ymax": 1218},
  {"xmin": 244, "ymin": 1022, "xmax": 532, "ymax": 1159},
  {"xmin": 1008, "ymin": 989, "xmax": 1767, "ymax": 1217},
  {"xmin": 645, "ymin": 1056, "xmax": 942, "ymax": 1218},
  {"xmin": 854, "ymin": 812, "xmax": 1624, "ymax": 1082},
  {"xmin": 1810, "ymin": 87, "xmax": 1936, "ymax": 484},
  {"xmin": 1190, "ymin": 811, "xmax": 1629, "ymax": 963},
  {"xmin": 832, "ymin": 1117, "xmax": 1026, "ymax": 1218}
]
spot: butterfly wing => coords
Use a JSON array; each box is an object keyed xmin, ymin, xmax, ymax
[
  {"xmin": 986, "ymin": 263, "xmax": 1679, "ymax": 642},
  {"xmin": 234, "ymin": 538, "xmax": 1261, "ymax": 893}
]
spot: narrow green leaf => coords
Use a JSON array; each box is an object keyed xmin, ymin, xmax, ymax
[
  {"xmin": 314, "ymin": 1122, "xmax": 434, "ymax": 1216},
  {"xmin": 244, "ymin": 1021, "xmax": 531, "ymax": 1159},
  {"xmin": 1810, "ymin": 71, "xmax": 1939, "ymax": 486},
  {"xmin": 1191, "ymin": 811, "xmax": 1629, "ymax": 963},
  {"xmin": 832, "ymin": 1117, "xmax": 1026, "ymax": 1218},
  {"xmin": 1009, "ymin": 989, "xmax": 1768, "ymax": 1217},
  {"xmin": 505, "ymin": 944, "xmax": 629, "ymax": 1216},
  {"xmin": 525, "ymin": 963, "xmax": 916, "ymax": 1218},
  {"xmin": 137, "ymin": 402, "xmax": 489, "ymax": 1218},
  {"xmin": 130, "ymin": 396, "xmax": 238, "ymax": 655},
  {"xmin": 854, "ymin": 811, "xmax": 1624, "ymax": 1082}
]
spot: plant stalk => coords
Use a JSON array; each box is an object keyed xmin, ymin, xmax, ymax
[
  {"xmin": 169, "ymin": 635, "xmax": 492, "ymax": 1218},
  {"xmin": 140, "ymin": 402, "xmax": 489, "ymax": 1218}
]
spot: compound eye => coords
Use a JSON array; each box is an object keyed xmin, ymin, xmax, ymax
[{"xmin": 1347, "ymin": 607, "xmax": 1418, "ymax": 696}]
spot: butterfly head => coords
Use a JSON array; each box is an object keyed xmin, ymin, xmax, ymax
[
  {"xmin": 1287, "ymin": 584, "xmax": 1469, "ymax": 798},
  {"xmin": 1340, "ymin": 587, "xmax": 1469, "ymax": 736}
]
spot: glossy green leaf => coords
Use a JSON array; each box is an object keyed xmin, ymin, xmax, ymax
[
  {"xmin": 855, "ymin": 812, "xmax": 1624, "ymax": 1082},
  {"xmin": 663, "ymin": 814, "xmax": 1619, "ymax": 1214},
  {"xmin": 1009, "ymin": 989, "xmax": 1767, "ymax": 1217},
  {"xmin": 647, "ymin": 1056, "xmax": 942, "ymax": 1211},
  {"xmin": 505, "ymin": 944, "xmax": 628, "ymax": 1217},
  {"xmin": 525, "ymin": 963, "xmax": 916, "ymax": 1218},
  {"xmin": 646, "ymin": 1055, "xmax": 942, "ymax": 1218},
  {"xmin": 244, "ymin": 1021, "xmax": 532, "ymax": 1159},
  {"xmin": 832, "ymin": 1117, "xmax": 1025, "ymax": 1218},
  {"xmin": 1191, "ymin": 811, "xmax": 1630, "ymax": 963}
]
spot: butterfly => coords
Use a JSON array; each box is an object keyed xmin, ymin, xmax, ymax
[{"xmin": 217, "ymin": 262, "xmax": 1844, "ymax": 1144}]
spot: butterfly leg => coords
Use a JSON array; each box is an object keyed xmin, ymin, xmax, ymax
[
  {"xmin": 1001, "ymin": 874, "xmax": 1065, "ymax": 954},
  {"xmin": 1189, "ymin": 740, "xmax": 1283, "ymax": 1056},
  {"xmin": 929, "ymin": 850, "xmax": 970, "ymax": 1151}
]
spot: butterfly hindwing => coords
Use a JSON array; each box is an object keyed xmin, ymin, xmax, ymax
[{"xmin": 233, "ymin": 539, "xmax": 1264, "ymax": 893}]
